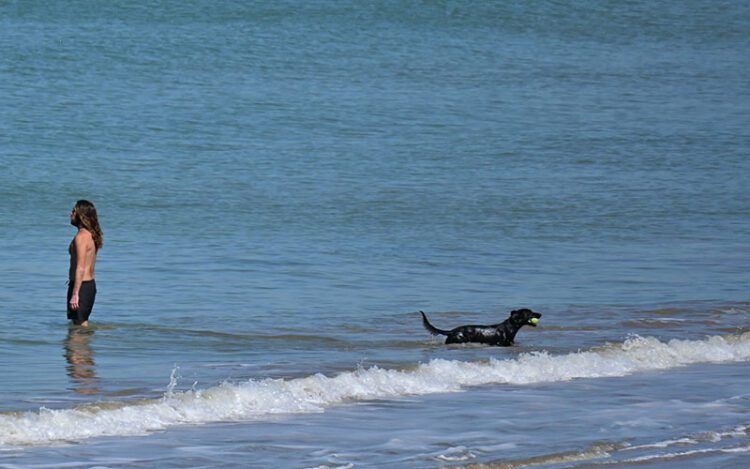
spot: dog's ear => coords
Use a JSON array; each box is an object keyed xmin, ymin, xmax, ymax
[{"xmin": 510, "ymin": 308, "xmax": 532, "ymax": 317}]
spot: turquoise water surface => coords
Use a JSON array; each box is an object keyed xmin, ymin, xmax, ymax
[{"xmin": 1, "ymin": 1, "xmax": 749, "ymax": 467}]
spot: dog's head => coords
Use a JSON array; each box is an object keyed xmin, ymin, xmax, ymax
[{"xmin": 510, "ymin": 308, "xmax": 542, "ymax": 327}]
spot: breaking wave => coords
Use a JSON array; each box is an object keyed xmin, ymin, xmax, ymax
[{"xmin": 2, "ymin": 333, "xmax": 749, "ymax": 447}]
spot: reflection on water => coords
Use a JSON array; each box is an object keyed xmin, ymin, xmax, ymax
[{"xmin": 63, "ymin": 327, "xmax": 99, "ymax": 395}]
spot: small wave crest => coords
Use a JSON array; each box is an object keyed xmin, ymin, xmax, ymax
[{"xmin": 2, "ymin": 333, "xmax": 750, "ymax": 447}]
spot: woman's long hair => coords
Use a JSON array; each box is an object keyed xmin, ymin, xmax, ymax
[{"xmin": 74, "ymin": 200, "xmax": 104, "ymax": 251}]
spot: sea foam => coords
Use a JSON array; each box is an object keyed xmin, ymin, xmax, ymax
[{"xmin": 2, "ymin": 333, "xmax": 749, "ymax": 446}]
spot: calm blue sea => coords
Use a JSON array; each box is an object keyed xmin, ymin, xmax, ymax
[{"xmin": 2, "ymin": 1, "xmax": 750, "ymax": 467}]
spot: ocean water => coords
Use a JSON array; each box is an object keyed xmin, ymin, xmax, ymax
[{"xmin": 1, "ymin": 1, "xmax": 750, "ymax": 467}]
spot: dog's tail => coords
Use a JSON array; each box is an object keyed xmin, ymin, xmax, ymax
[{"xmin": 420, "ymin": 311, "xmax": 450, "ymax": 336}]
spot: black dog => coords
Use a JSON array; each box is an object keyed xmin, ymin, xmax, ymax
[{"xmin": 420, "ymin": 309, "xmax": 542, "ymax": 346}]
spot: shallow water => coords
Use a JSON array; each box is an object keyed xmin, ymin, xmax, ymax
[{"xmin": 2, "ymin": 0, "xmax": 750, "ymax": 467}]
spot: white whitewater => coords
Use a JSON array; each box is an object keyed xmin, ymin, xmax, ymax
[{"xmin": 2, "ymin": 333, "xmax": 749, "ymax": 447}]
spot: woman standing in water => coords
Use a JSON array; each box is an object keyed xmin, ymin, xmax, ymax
[{"xmin": 68, "ymin": 200, "xmax": 103, "ymax": 327}]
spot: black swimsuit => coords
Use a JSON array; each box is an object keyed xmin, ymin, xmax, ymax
[{"xmin": 67, "ymin": 280, "xmax": 97, "ymax": 323}]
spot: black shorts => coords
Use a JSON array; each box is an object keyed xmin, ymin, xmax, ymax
[{"xmin": 67, "ymin": 280, "xmax": 97, "ymax": 323}]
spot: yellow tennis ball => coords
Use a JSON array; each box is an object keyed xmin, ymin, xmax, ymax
[{"xmin": 530, "ymin": 317, "xmax": 539, "ymax": 325}]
